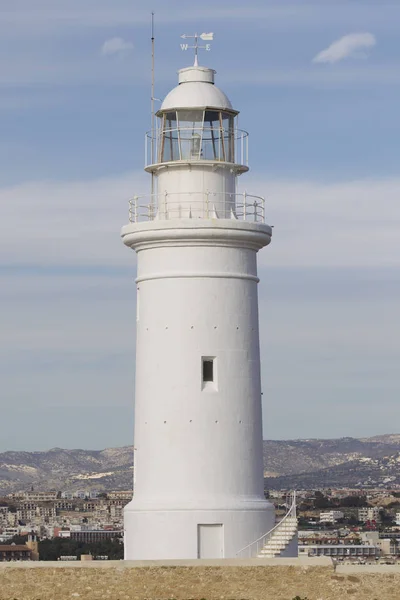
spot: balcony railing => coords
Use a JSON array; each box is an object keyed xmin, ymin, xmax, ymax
[
  {"xmin": 128, "ymin": 191, "xmax": 265, "ymax": 223},
  {"xmin": 145, "ymin": 127, "xmax": 249, "ymax": 167}
]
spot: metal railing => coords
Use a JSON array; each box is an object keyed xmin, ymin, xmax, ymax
[
  {"xmin": 235, "ymin": 491, "xmax": 297, "ymax": 559},
  {"xmin": 128, "ymin": 191, "xmax": 265, "ymax": 223},
  {"xmin": 145, "ymin": 127, "xmax": 249, "ymax": 167}
]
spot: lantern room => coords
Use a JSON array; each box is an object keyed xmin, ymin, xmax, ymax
[
  {"xmin": 145, "ymin": 65, "xmax": 248, "ymax": 171},
  {"xmin": 138, "ymin": 64, "xmax": 255, "ymax": 220},
  {"xmin": 158, "ymin": 109, "xmax": 235, "ymax": 163}
]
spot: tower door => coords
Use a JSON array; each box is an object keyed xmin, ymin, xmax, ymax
[{"xmin": 197, "ymin": 524, "xmax": 224, "ymax": 558}]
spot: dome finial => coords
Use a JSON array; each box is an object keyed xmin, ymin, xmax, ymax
[{"xmin": 180, "ymin": 32, "xmax": 214, "ymax": 66}]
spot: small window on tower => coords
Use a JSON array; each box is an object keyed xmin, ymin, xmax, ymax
[
  {"xmin": 202, "ymin": 357, "xmax": 217, "ymax": 392},
  {"xmin": 203, "ymin": 359, "xmax": 214, "ymax": 383}
]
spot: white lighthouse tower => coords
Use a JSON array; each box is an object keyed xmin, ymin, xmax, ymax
[{"xmin": 121, "ymin": 44, "xmax": 295, "ymax": 560}]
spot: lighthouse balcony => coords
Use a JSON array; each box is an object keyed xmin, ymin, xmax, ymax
[
  {"xmin": 128, "ymin": 191, "xmax": 265, "ymax": 223},
  {"xmin": 145, "ymin": 126, "xmax": 249, "ymax": 171}
]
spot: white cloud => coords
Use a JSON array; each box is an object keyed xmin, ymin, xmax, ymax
[
  {"xmin": 1, "ymin": 172, "xmax": 400, "ymax": 269},
  {"xmin": 223, "ymin": 64, "xmax": 400, "ymax": 87},
  {"xmin": 0, "ymin": 171, "xmax": 140, "ymax": 267},
  {"xmin": 101, "ymin": 37, "xmax": 133, "ymax": 57},
  {"xmin": 313, "ymin": 33, "xmax": 376, "ymax": 64}
]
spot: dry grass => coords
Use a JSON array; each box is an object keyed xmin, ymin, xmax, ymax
[{"xmin": 0, "ymin": 565, "xmax": 399, "ymax": 600}]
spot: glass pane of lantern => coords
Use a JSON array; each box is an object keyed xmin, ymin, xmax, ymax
[
  {"xmin": 221, "ymin": 112, "xmax": 235, "ymax": 163},
  {"xmin": 203, "ymin": 110, "xmax": 222, "ymax": 161},
  {"xmin": 161, "ymin": 111, "xmax": 179, "ymax": 162},
  {"xmin": 177, "ymin": 110, "xmax": 204, "ymax": 160}
]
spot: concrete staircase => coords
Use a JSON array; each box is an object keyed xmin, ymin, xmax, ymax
[
  {"xmin": 236, "ymin": 492, "xmax": 298, "ymax": 558},
  {"xmin": 256, "ymin": 514, "xmax": 298, "ymax": 558}
]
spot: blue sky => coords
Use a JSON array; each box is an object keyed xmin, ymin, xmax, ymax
[{"xmin": 1, "ymin": 0, "xmax": 399, "ymax": 451}]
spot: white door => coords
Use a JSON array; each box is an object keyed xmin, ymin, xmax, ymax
[{"xmin": 197, "ymin": 524, "xmax": 224, "ymax": 558}]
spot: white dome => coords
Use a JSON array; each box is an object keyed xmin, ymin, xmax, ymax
[{"xmin": 159, "ymin": 66, "xmax": 235, "ymax": 113}]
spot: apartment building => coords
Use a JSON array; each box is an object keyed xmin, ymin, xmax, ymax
[
  {"xmin": 60, "ymin": 492, "xmax": 74, "ymax": 500},
  {"xmin": 0, "ymin": 545, "xmax": 33, "ymax": 561},
  {"xmin": 319, "ymin": 511, "xmax": 344, "ymax": 523},
  {"xmin": 23, "ymin": 491, "xmax": 58, "ymax": 502},
  {"xmin": 358, "ymin": 507, "xmax": 381, "ymax": 523},
  {"xmin": 70, "ymin": 530, "xmax": 122, "ymax": 543},
  {"xmin": 107, "ymin": 491, "xmax": 133, "ymax": 501},
  {"xmin": 299, "ymin": 544, "xmax": 378, "ymax": 558},
  {"xmin": 0, "ymin": 506, "xmax": 8, "ymax": 524},
  {"xmin": 55, "ymin": 501, "xmax": 74, "ymax": 511},
  {"xmin": 110, "ymin": 505, "xmax": 123, "ymax": 520}
]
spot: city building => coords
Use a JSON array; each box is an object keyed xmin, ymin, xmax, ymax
[
  {"xmin": 120, "ymin": 39, "xmax": 301, "ymax": 560},
  {"xmin": 0, "ymin": 506, "xmax": 8, "ymax": 525},
  {"xmin": 60, "ymin": 492, "xmax": 74, "ymax": 500},
  {"xmin": 108, "ymin": 491, "xmax": 133, "ymax": 501},
  {"xmin": 23, "ymin": 491, "xmax": 58, "ymax": 502},
  {"xmin": 361, "ymin": 532, "xmax": 400, "ymax": 557},
  {"xmin": 0, "ymin": 544, "xmax": 33, "ymax": 562},
  {"xmin": 70, "ymin": 530, "xmax": 122, "ymax": 543},
  {"xmin": 0, "ymin": 528, "xmax": 20, "ymax": 542},
  {"xmin": 74, "ymin": 491, "xmax": 88, "ymax": 500},
  {"xmin": 395, "ymin": 512, "xmax": 400, "ymax": 526},
  {"xmin": 319, "ymin": 511, "xmax": 344, "ymax": 523},
  {"xmin": 299, "ymin": 544, "xmax": 378, "ymax": 558},
  {"xmin": 110, "ymin": 505, "xmax": 123, "ymax": 520},
  {"xmin": 55, "ymin": 500, "xmax": 74, "ymax": 511},
  {"xmin": 358, "ymin": 507, "xmax": 381, "ymax": 523}
]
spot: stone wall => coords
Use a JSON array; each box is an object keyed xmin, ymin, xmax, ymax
[{"xmin": 0, "ymin": 560, "xmax": 399, "ymax": 600}]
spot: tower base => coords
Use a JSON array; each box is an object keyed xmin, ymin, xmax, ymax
[{"xmin": 124, "ymin": 502, "xmax": 275, "ymax": 560}]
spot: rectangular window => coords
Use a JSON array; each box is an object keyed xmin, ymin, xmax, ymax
[
  {"xmin": 202, "ymin": 356, "xmax": 217, "ymax": 391},
  {"xmin": 203, "ymin": 359, "xmax": 214, "ymax": 382}
]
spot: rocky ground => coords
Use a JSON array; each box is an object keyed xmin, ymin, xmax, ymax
[{"xmin": 0, "ymin": 564, "xmax": 399, "ymax": 600}]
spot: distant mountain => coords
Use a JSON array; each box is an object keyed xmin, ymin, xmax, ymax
[
  {"xmin": 265, "ymin": 451, "xmax": 400, "ymax": 490},
  {"xmin": 0, "ymin": 447, "xmax": 133, "ymax": 496},
  {"xmin": 263, "ymin": 436, "xmax": 400, "ymax": 489},
  {"xmin": 0, "ymin": 435, "xmax": 399, "ymax": 495}
]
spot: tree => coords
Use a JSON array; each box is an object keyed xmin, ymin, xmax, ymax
[
  {"xmin": 346, "ymin": 515, "xmax": 360, "ymax": 526},
  {"xmin": 0, "ymin": 535, "xmax": 28, "ymax": 546},
  {"xmin": 339, "ymin": 496, "xmax": 367, "ymax": 508},
  {"xmin": 38, "ymin": 537, "xmax": 123, "ymax": 561},
  {"xmin": 313, "ymin": 491, "xmax": 331, "ymax": 509},
  {"xmin": 379, "ymin": 510, "xmax": 394, "ymax": 526}
]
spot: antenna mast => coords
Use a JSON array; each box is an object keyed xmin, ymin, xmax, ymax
[{"xmin": 151, "ymin": 12, "xmax": 155, "ymax": 200}]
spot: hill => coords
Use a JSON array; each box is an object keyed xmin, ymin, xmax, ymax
[{"xmin": 0, "ymin": 435, "xmax": 399, "ymax": 495}]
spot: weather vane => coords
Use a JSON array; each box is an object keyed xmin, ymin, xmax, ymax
[{"xmin": 180, "ymin": 32, "xmax": 214, "ymax": 66}]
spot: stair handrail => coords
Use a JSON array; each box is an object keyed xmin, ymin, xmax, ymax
[{"xmin": 235, "ymin": 491, "xmax": 297, "ymax": 558}]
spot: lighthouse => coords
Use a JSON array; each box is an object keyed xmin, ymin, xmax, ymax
[{"xmin": 121, "ymin": 46, "xmax": 278, "ymax": 560}]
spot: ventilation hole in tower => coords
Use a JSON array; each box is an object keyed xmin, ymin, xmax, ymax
[
  {"xmin": 189, "ymin": 420, "xmax": 193, "ymax": 423},
  {"xmin": 215, "ymin": 420, "xmax": 218, "ymax": 424},
  {"xmin": 236, "ymin": 326, "xmax": 239, "ymax": 330},
  {"xmin": 214, "ymin": 326, "xmax": 217, "ymax": 329},
  {"xmin": 164, "ymin": 421, "xmax": 167, "ymax": 424},
  {"xmin": 191, "ymin": 326, "xmax": 194, "ymax": 329}
]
